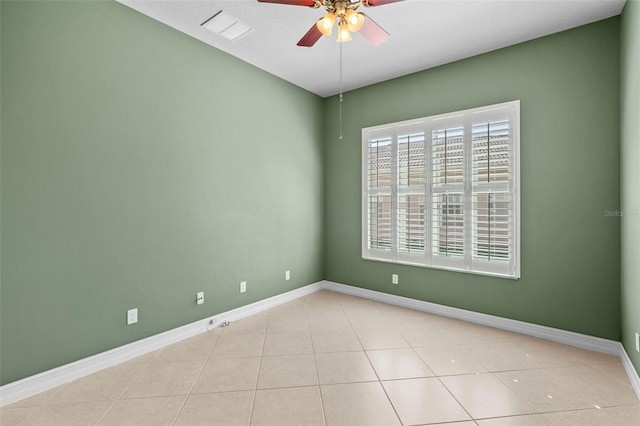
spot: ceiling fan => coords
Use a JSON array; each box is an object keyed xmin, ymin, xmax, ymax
[{"xmin": 257, "ymin": 0, "xmax": 404, "ymax": 47}]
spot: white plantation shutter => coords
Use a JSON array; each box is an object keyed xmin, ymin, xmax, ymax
[
  {"xmin": 469, "ymin": 106, "xmax": 518, "ymax": 277},
  {"xmin": 366, "ymin": 136, "xmax": 393, "ymax": 255},
  {"xmin": 397, "ymin": 132, "xmax": 426, "ymax": 257},
  {"xmin": 363, "ymin": 101, "xmax": 519, "ymax": 279}
]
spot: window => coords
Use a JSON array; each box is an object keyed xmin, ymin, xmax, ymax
[{"xmin": 362, "ymin": 101, "xmax": 520, "ymax": 278}]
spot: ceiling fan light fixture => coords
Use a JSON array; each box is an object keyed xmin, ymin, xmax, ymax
[
  {"xmin": 316, "ymin": 12, "xmax": 336, "ymax": 36},
  {"xmin": 345, "ymin": 9, "xmax": 364, "ymax": 32},
  {"xmin": 337, "ymin": 18, "xmax": 352, "ymax": 42}
]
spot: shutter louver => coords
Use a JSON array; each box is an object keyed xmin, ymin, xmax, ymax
[
  {"xmin": 368, "ymin": 137, "xmax": 393, "ymax": 190},
  {"xmin": 472, "ymin": 192, "xmax": 511, "ymax": 261},
  {"xmin": 432, "ymin": 193, "xmax": 464, "ymax": 258},
  {"xmin": 472, "ymin": 117, "xmax": 513, "ymax": 264},
  {"xmin": 472, "ymin": 120, "xmax": 511, "ymax": 184},
  {"xmin": 369, "ymin": 195, "xmax": 392, "ymax": 251},
  {"xmin": 432, "ymin": 126, "xmax": 464, "ymax": 186},
  {"xmin": 366, "ymin": 137, "xmax": 393, "ymax": 253},
  {"xmin": 398, "ymin": 133, "xmax": 426, "ymax": 255}
]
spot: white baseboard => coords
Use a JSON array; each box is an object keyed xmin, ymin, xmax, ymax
[
  {"xmin": 321, "ymin": 281, "xmax": 620, "ymax": 355},
  {"xmin": 0, "ymin": 281, "xmax": 323, "ymax": 407},
  {"xmin": 620, "ymin": 344, "xmax": 640, "ymax": 398},
  {"xmin": 321, "ymin": 280, "xmax": 640, "ymax": 400},
  {"xmin": 2, "ymin": 279, "xmax": 639, "ymax": 406}
]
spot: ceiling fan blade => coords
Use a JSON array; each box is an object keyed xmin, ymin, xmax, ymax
[
  {"xmin": 297, "ymin": 24, "xmax": 323, "ymax": 47},
  {"xmin": 257, "ymin": 0, "xmax": 316, "ymax": 6},
  {"xmin": 365, "ymin": 0, "xmax": 404, "ymax": 6},
  {"xmin": 359, "ymin": 14, "xmax": 390, "ymax": 46}
]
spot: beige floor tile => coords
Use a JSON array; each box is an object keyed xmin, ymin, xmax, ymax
[
  {"xmin": 251, "ymin": 386, "xmax": 325, "ymax": 426},
  {"xmin": 339, "ymin": 298, "xmax": 381, "ymax": 315},
  {"xmin": 5, "ymin": 290, "xmax": 638, "ymax": 426},
  {"xmin": 49, "ymin": 361, "xmax": 144, "ymax": 404},
  {"xmin": 174, "ymin": 391, "xmax": 254, "ymax": 426},
  {"xmin": 267, "ymin": 308, "xmax": 309, "ymax": 333},
  {"xmin": 210, "ymin": 333, "xmax": 265, "ymax": 358},
  {"xmin": 98, "ymin": 395, "xmax": 185, "ymax": 425},
  {"xmin": 154, "ymin": 333, "xmax": 217, "ymax": 362},
  {"xmin": 356, "ymin": 328, "xmax": 410, "ymax": 350},
  {"xmin": 591, "ymin": 359, "xmax": 634, "ymax": 382},
  {"xmin": 414, "ymin": 345, "xmax": 489, "ymax": 376},
  {"xmin": 0, "ymin": 406, "xmax": 39, "ymax": 425},
  {"xmin": 128, "ymin": 350, "xmax": 161, "ymax": 364},
  {"xmin": 269, "ymin": 301, "xmax": 307, "ymax": 316},
  {"xmin": 346, "ymin": 312, "xmax": 391, "ymax": 330},
  {"xmin": 4, "ymin": 386, "xmax": 63, "ymax": 408},
  {"xmin": 315, "ymin": 351, "xmax": 378, "ymax": 384},
  {"xmin": 221, "ymin": 316, "xmax": 269, "ymax": 335},
  {"xmin": 543, "ymin": 405, "xmax": 640, "ymax": 425},
  {"xmin": 382, "ymin": 378, "xmax": 471, "ymax": 425},
  {"xmin": 308, "ymin": 309, "xmax": 353, "ymax": 333},
  {"xmin": 495, "ymin": 366, "xmax": 639, "ymax": 412},
  {"xmin": 191, "ymin": 357, "xmax": 261, "ymax": 393},
  {"xmin": 266, "ymin": 318, "xmax": 310, "ymax": 333},
  {"xmin": 312, "ymin": 331, "xmax": 363, "ymax": 352},
  {"xmin": 123, "ymin": 360, "xmax": 204, "ymax": 398},
  {"xmin": 473, "ymin": 340, "xmax": 581, "ymax": 372},
  {"xmin": 20, "ymin": 401, "xmax": 113, "ymax": 426},
  {"xmin": 397, "ymin": 325, "xmax": 445, "ymax": 347},
  {"xmin": 459, "ymin": 323, "xmax": 533, "ymax": 344},
  {"xmin": 321, "ymin": 382, "xmax": 401, "ymax": 426},
  {"xmin": 428, "ymin": 422, "xmax": 476, "ymax": 426},
  {"xmin": 441, "ymin": 373, "xmax": 536, "ymax": 419},
  {"xmin": 366, "ymin": 348, "xmax": 434, "ymax": 380},
  {"xmin": 262, "ymin": 331, "xmax": 313, "ymax": 356},
  {"xmin": 257, "ymin": 354, "xmax": 318, "ymax": 389},
  {"xmin": 477, "ymin": 414, "xmax": 552, "ymax": 425}
]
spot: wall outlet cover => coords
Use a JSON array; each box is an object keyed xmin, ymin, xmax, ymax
[
  {"xmin": 285, "ymin": 270, "xmax": 290, "ymax": 281},
  {"xmin": 392, "ymin": 274, "xmax": 399, "ymax": 285},
  {"xmin": 240, "ymin": 281, "xmax": 247, "ymax": 293},
  {"xmin": 127, "ymin": 308, "xmax": 138, "ymax": 325},
  {"xmin": 196, "ymin": 292, "xmax": 204, "ymax": 305}
]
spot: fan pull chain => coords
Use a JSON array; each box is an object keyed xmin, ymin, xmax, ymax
[{"xmin": 339, "ymin": 40, "xmax": 343, "ymax": 141}]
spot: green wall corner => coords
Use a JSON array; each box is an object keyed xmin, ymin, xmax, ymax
[{"xmin": 621, "ymin": 0, "xmax": 640, "ymax": 374}]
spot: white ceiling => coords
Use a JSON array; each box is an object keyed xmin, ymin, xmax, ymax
[{"xmin": 116, "ymin": 0, "xmax": 625, "ymax": 97}]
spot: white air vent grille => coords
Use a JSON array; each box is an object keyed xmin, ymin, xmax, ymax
[{"xmin": 202, "ymin": 11, "xmax": 251, "ymax": 41}]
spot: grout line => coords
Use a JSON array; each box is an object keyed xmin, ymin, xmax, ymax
[{"xmin": 247, "ymin": 324, "xmax": 268, "ymax": 426}]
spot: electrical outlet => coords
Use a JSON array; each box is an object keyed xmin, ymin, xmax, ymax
[
  {"xmin": 196, "ymin": 291, "xmax": 204, "ymax": 305},
  {"xmin": 127, "ymin": 308, "xmax": 138, "ymax": 325},
  {"xmin": 392, "ymin": 274, "xmax": 399, "ymax": 285},
  {"xmin": 285, "ymin": 270, "xmax": 290, "ymax": 281},
  {"xmin": 240, "ymin": 281, "xmax": 247, "ymax": 293},
  {"xmin": 636, "ymin": 332, "xmax": 639, "ymax": 353}
]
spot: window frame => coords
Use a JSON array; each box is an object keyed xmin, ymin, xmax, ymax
[{"xmin": 362, "ymin": 100, "xmax": 520, "ymax": 279}]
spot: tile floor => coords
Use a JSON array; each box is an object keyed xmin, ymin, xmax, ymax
[{"xmin": 1, "ymin": 290, "xmax": 639, "ymax": 425}]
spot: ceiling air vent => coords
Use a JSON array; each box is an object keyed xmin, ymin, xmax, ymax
[{"xmin": 202, "ymin": 11, "xmax": 251, "ymax": 41}]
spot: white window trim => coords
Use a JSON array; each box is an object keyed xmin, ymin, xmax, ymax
[{"xmin": 362, "ymin": 101, "xmax": 520, "ymax": 279}]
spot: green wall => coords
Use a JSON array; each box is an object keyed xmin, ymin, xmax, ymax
[
  {"xmin": 621, "ymin": 0, "xmax": 640, "ymax": 373},
  {"xmin": 324, "ymin": 18, "xmax": 621, "ymax": 340},
  {"xmin": 0, "ymin": 1, "xmax": 324, "ymax": 385}
]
